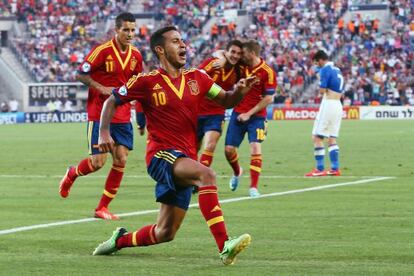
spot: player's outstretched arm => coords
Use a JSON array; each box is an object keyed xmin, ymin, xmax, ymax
[
  {"xmin": 237, "ymin": 94, "xmax": 274, "ymax": 123},
  {"xmin": 76, "ymin": 74, "xmax": 113, "ymax": 95},
  {"xmin": 98, "ymin": 95, "xmax": 117, "ymax": 153},
  {"xmin": 212, "ymin": 76, "xmax": 258, "ymax": 108}
]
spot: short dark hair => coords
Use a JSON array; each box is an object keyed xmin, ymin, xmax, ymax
[
  {"xmin": 226, "ymin": 40, "xmax": 243, "ymax": 51},
  {"xmin": 115, "ymin": 12, "xmax": 136, "ymax": 28},
  {"xmin": 313, "ymin": 50, "xmax": 329, "ymax": 61},
  {"xmin": 150, "ymin": 26, "xmax": 178, "ymax": 59},
  {"xmin": 243, "ymin": 40, "xmax": 261, "ymax": 56}
]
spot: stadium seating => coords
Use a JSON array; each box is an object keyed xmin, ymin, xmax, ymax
[{"xmin": 5, "ymin": 0, "xmax": 414, "ymax": 106}]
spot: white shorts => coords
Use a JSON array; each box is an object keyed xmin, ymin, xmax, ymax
[{"xmin": 312, "ymin": 99, "xmax": 343, "ymax": 138}]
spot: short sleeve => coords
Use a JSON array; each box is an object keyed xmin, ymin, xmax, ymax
[
  {"xmin": 319, "ymin": 67, "xmax": 328, "ymax": 89},
  {"xmin": 264, "ymin": 69, "xmax": 277, "ymax": 95},
  {"xmin": 196, "ymin": 69, "xmax": 223, "ymax": 100},
  {"xmin": 113, "ymin": 74, "xmax": 146, "ymax": 105},
  {"xmin": 78, "ymin": 45, "xmax": 104, "ymax": 75}
]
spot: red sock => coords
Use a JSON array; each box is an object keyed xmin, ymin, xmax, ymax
[
  {"xmin": 198, "ymin": 185, "xmax": 228, "ymax": 252},
  {"xmin": 250, "ymin": 154, "xmax": 262, "ymax": 189},
  {"xmin": 96, "ymin": 164, "xmax": 124, "ymax": 210},
  {"xmin": 116, "ymin": 224, "xmax": 158, "ymax": 249},
  {"xmin": 200, "ymin": 150, "xmax": 214, "ymax": 167},
  {"xmin": 70, "ymin": 158, "xmax": 95, "ymax": 180},
  {"xmin": 226, "ymin": 151, "xmax": 240, "ymax": 176}
]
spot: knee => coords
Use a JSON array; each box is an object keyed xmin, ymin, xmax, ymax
[
  {"xmin": 199, "ymin": 166, "xmax": 216, "ymax": 186},
  {"xmin": 224, "ymin": 146, "xmax": 235, "ymax": 157},
  {"xmin": 204, "ymin": 141, "xmax": 217, "ymax": 152},
  {"xmin": 156, "ymin": 226, "xmax": 178, "ymax": 243},
  {"xmin": 113, "ymin": 156, "xmax": 127, "ymax": 167},
  {"xmin": 91, "ymin": 159, "xmax": 105, "ymax": 170}
]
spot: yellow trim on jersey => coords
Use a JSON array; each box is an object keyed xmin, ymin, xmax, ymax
[
  {"xmin": 160, "ymin": 73, "xmax": 185, "ymax": 100},
  {"xmin": 245, "ymin": 60, "xmax": 265, "ymax": 77},
  {"xmin": 132, "ymin": 231, "xmax": 138, "ymax": 246},
  {"xmin": 250, "ymin": 165, "xmax": 262, "ymax": 173},
  {"xmin": 103, "ymin": 189, "xmax": 116, "ymax": 198},
  {"xmin": 207, "ymin": 216, "xmax": 224, "ymax": 227},
  {"xmin": 87, "ymin": 41, "xmax": 112, "ymax": 63},
  {"xmin": 203, "ymin": 60, "xmax": 216, "ymax": 72},
  {"xmin": 110, "ymin": 40, "xmax": 132, "ymax": 70},
  {"xmin": 262, "ymin": 63, "xmax": 275, "ymax": 84},
  {"xmin": 183, "ymin": 68, "xmax": 197, "ymax": 74},
  {"xmin": 221, "ymin": 67, "xmax": 234, "ymax": 82}
]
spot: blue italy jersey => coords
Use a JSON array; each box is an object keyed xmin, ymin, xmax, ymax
[{"xmin": 319, "ymin": 62, "xmax": 344, "ymax": 93}]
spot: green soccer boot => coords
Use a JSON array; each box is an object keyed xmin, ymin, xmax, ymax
[
  {"xmin": 219, "ymin": 233, "xmax": 251, "ymax": 265},
  {"xmin": 92, "ymin": 227, "xmax": 127, "ymax": 255}
]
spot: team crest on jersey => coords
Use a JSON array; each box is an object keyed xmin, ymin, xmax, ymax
[
  {"xmin": 118, "ymin": 85, "xmax": 127, "ymax": 96},
  {"xmin": 81, "ymin": 62, "xmax": 91, "ymax": 73},
  {"xmin": 130, "ymin": 57, "xmax": 137, "ymax": 71},
  {"xmin": 187, "ymin": 80, "xmax": 199, "ymax": 95}
]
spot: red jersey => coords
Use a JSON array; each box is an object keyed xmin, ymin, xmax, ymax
[
  {"xmin": 79, "ymin": 38, "xmax": 143, "ymax": 123},
  {"xmin": 134, "ymin": 101, "xmax": 143, "ymax": 112},
  {"xmin": 234, "ymin": 59, "xmax": 277, "ymax": 117},
  {"xmin": 198, "ymin": 57, "xmax": 241, "ymax": 116},
  {"xmin": 113, "ymin": 68, "xmax": 221, "ymax": 165}
]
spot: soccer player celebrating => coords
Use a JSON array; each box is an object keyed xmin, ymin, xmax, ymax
[
  {"xmin": 197, "ymin": 40, "xmax": 244, "ymax": 167},
  {"xmin": 305, "ymin": 50, "xmax": 344, "ymax": 177},
  {"xmin": 93, "ymin": 26, "xmax": 257, "ymax": 265},
  {"xmin": 58, "ymin": 12, "xmax": 143, "ymax": 220},
  {"xmin": 224, "ymin": 40, "xmax": 276, "ymax": 197}
]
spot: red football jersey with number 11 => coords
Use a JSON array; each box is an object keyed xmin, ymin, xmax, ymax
[
  {"xmin": 78, "ymin": 38, "xmax": 143, "ymax": 123},
  {"xmin": 113, "ymin": 68, "xmax": 220, "ymax": 165}
]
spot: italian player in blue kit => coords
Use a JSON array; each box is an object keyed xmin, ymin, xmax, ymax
[{"xmin": 305, "ymin": 50, "xmax": 344, "ymax": 177}]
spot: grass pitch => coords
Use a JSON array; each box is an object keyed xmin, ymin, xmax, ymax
[{"xmin": 0, "ymin": 120, "xmax": 413, "ymax": 275}]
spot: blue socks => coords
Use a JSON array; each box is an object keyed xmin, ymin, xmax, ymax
[
  {"xmin": 314, "ymin": 147, "xmax": 325, "ymax": 171},
  {"xmin": 329, "ymin": 144, "xmax": 339, "ymax": 170}
]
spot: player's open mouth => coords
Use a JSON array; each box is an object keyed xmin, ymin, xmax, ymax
[{"xmin": 179, "ymin": 51, "xmax": 186, "ymax": 58}]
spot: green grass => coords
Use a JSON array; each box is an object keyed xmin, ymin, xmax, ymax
[{"xmin": 0, "ymin": 120, "xmax": 413, "ymax": 275}]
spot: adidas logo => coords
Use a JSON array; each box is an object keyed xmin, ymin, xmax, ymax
[
  {"xmin": 210, "ymin": 205, "xmax": 221, "ymax": 212},
  {"xmin": 153, "ymin": 83, "xmax": 162, "ymax": 90}
]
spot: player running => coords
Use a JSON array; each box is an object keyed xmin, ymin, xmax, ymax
[{"xmin": 58, "ymin": 12, "xmax": 143, "ymax": 220}]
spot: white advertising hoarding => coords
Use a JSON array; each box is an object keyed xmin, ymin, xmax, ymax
[{"xmin": 359, "ymin": 106, "xmax": 414, "ymax": 120}]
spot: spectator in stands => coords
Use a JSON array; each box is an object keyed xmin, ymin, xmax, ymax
[
  {"xmin": 9, "ymin": 98, "xmax": 18, "ymax": 112},
  {"xmin": 1, "ymin": 101, "xmax": 10, "ymax": 112}
]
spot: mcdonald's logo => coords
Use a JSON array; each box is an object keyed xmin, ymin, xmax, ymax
[
  {"xmin": 273, "ymin": 109, "xmax": 285, "ymax": 120},
  {"xmin": 347, "ymin": 108, "xmax": 359, "ymax": 119}
]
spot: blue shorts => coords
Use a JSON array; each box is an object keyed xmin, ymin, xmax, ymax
[
  {"xmin": 147, "ymin": 149, "xmax": 192, "ymax": 210},
  {"xmin": 225, "ymin": 112, "xmax": 267, "ymax": 147},
  {"xmin": 197, "ymin": 115, "xmax": 225, "ymax": 142},
  {"xmin": 87, "ymin": 121, "xmax": 133, "ymax": 155}
]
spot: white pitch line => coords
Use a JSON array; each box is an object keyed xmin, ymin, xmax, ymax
[
  {"xmin": 0, "ymin": 174, "xmax": 389, "ymax": 179},
  {"xmin": 0, "ymin": 176, "xmax": 394, "ymax": 236}
]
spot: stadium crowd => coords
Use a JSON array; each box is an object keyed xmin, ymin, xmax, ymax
[
  {"xmin": 337, "ymin": 0, "xmax": 414, "ymax": 106},
  {"xmin": 4, "ymin": 0, "xmax": 414, "ymax": 106}
]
